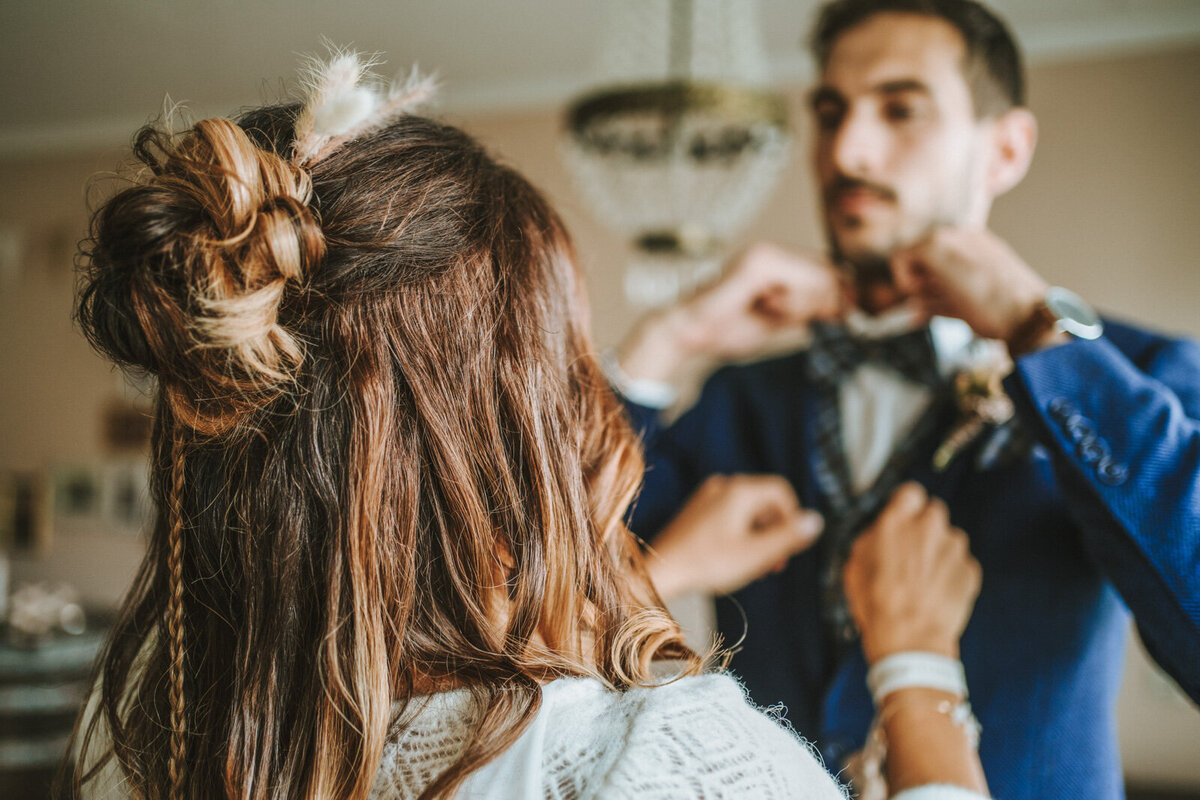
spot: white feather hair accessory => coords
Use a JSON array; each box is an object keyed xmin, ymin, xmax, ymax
[{"xmin": 292, "ymin": 47, "xmax": 436, "ymax": 166}]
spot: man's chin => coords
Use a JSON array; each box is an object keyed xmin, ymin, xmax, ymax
[
  {"xmin": 831, "ymin": 242, "xmax": 895, "ymax": 283},
  {"xmin": 857, "ymin": 282, "xmax": 910, "ymax": 316},
  {"xmin": 832, "ymin": 232, "xmax": 896, "ymax": 259},
  {"xmin": 827, "ymin": 233, "xmax": 908, "ymax": 314}
]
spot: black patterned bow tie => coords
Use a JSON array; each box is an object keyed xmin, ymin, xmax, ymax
[{"xmin": 806, "ymin": 321, "xmax": 941, "ymax": 389}]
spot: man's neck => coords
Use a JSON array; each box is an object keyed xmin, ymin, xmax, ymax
[{"xmin": 843, "ymin": 303, "xmax": 925, "ymax": 339}]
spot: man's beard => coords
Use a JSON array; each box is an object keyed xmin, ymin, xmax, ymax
[
  {"xmin": 823, "ymin": 175, "xmax": 904, "ymax": 296},
  {"xmin": 831, "ymin": 245, "xmax": 893, "ymax": 288},
  {"xmin": 830, "ymin": 245, "xmax": 898, "ymax": 316}
]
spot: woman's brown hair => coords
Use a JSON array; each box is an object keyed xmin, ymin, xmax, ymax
[{"xmin": 69, "ymin": 99, "xmax": 699, "ymax": 799}]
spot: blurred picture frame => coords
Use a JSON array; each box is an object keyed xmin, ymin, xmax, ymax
[
  {"xmin": 0, "ymin": 471, "xmax": 52, "ymax": 553},
  {"xmin": 101, "ymin": 459, "xmax": 152, "ymax": 535},
  {"xmin": 45, "ymin": 461, "xmax": 153, "ymax": 538}
]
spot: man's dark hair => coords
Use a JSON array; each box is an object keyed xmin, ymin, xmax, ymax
[{"xmin": 810, "ymin": 0, "xmax": 1025, "ymax": 116}]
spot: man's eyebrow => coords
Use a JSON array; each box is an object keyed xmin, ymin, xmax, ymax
[
  {"xmin": 874, "ymin": 79, "xmax": 933, "ymax": 97},
  {"xmin": 809, "ymin": 79, "xmax": 932, "ymax": 108}
]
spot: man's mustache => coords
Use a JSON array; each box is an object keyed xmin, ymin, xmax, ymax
[{"xmin": 824, "ymin": 177, "xmax": 898, "ymax": 206}]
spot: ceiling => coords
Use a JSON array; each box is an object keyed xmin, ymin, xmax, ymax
[{"xmin": 2, "ymin": 0, "xmax": 1198, "ymax": 158}]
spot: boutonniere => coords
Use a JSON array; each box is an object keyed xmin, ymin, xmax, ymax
[{"xmin": 932, "ymin": 342, "xmax": 1014, "ymax": 472}]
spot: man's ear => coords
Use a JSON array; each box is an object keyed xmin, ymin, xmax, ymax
[{"xmin": 987, "ymin": 107, "xmax": 1037, "ymax": 197}]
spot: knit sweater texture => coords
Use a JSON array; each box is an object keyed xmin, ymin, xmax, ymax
[{"xmin": 368, "ymin": 673, "xmax": 985, "ymax": 800}]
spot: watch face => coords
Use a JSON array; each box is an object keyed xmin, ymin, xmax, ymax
[{"xmin": 1046, "ymin": 287, "xmax": 1104, "ymax": 339}]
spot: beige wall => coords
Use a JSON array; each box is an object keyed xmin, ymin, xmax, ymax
[{"xmin": 2, "ymin": 43, "xmax": 1198, "ymax": 786}]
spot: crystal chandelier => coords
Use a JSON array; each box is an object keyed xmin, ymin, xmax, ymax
[{"xmin": 564, "ymin": 0, "xmax": 791, "ymax": 307}]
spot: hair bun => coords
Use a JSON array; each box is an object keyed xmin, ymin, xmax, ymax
[{"xmin": 77, "ymin": 116, "xmax": 326, "ymax": 435}]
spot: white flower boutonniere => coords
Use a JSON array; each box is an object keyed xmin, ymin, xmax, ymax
[{"xmin": 933, "ymin": 340, "xmax": 1014, "ymax": 472}]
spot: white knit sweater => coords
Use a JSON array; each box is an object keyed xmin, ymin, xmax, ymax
[
  {"xmin": 79, "ymin": 670, "xmax": 984, "ymax": 799},
  {"xmin": 368, "ymin": 673, "xmax": 987, "ymax": 800}
]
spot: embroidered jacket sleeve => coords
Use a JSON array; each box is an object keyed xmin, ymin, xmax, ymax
[{"xmin": 1004, "ymin": 322, "xmax": 1200, "ymax": 702}]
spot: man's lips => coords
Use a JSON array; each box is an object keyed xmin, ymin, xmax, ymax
[{"xmin": 830, "ymin": 186, "xmax": 893, "ymax": 215}]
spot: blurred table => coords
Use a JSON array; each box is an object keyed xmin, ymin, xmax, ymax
[{"xmin": 0, "ymin": 620, "xmax": 109, "ymax": 799}]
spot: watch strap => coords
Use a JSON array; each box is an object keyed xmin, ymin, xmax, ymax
[{"xmin": 1007, "ymin": 300, "xmax": 1059, "ymax": 357}]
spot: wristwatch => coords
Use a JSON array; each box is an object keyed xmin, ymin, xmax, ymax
[{"xmin": 1008, "ymin": 286, "xmax": 1103, "ymax": 356}]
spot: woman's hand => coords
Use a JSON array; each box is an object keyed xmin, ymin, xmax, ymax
[
  {"xmin": 843, "ymin": 482, "xmax": 982, "ymax": 665},
  {"xmin": 647, "ymin": 474, "xmax": 824, "ymax": 601}
]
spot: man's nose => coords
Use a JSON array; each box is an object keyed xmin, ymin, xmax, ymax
[{"xmin": 831, "ymin": 109, "xmax": 885, "ymax": 178}]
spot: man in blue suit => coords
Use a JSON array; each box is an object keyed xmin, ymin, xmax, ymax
[{"xmin": 611, "ymin": 1, "xmax": 1200, "ymax": 797}]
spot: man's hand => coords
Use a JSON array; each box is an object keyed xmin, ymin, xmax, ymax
[
  {"xmin": 891, "ymin": 227, "xmax": 1055, "ymax": 345},
  {"xmin": 843, "ymin": 483, "xmax": 982, "ymax": 665},
  {"xmin": 646, "ymin": 474, "xmax": 824, "ymax": 601},
  {"xmin": 617, "ymin": 243, "xmax": 846, "ymax": 384}
]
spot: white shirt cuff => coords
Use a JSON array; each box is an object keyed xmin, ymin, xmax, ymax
[{"xmin": 601, "ymin": 350, "xmax": 678, "ymax": 409}]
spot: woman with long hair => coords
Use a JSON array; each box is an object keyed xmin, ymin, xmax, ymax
[{"xmin": 69, "ymin": 53, "xmax": 988, "ymax": 800}]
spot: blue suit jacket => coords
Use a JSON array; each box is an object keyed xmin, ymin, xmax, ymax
[{"xmin": 625, "ymin": 319, "xmax": 1200, "ymax": 799}]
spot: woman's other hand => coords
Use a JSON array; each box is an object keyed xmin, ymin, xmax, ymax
[
  {"xmin": 843, "ymin": 482, "xmax": 982, "ymax": 665},
  {"xmin": 647, "ymin": 474, "xmax": 824, "ymax": 601}
]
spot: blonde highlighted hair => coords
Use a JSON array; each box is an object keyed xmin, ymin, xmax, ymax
[{"xmin": 70, "ymin": 102, "xmax": 700, "ymax": 800}]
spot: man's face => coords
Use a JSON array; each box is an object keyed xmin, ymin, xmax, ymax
[{"xmin": 811, "ymin": 13, "xmax": 993, "ymax": 278}]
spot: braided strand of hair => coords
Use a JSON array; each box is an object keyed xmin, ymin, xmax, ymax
[{"xmin": 166, "ymin": 433, "xmax": 188, "ymax": 799}]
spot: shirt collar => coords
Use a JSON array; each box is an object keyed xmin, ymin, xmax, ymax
[{"xmin": 841, "ymin": 304, "xmax": 986, "ymax": 378}]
